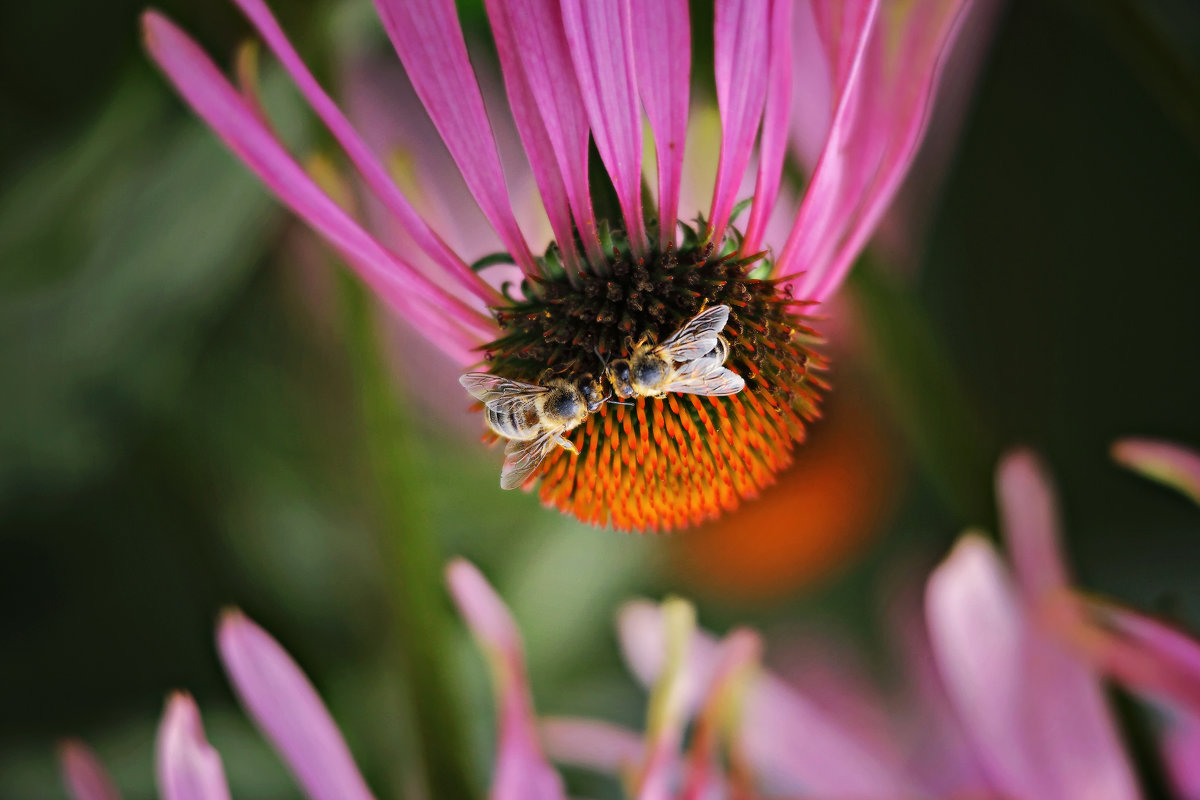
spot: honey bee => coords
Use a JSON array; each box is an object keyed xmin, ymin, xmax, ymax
[
  {"xmin": 459, "ymin": 371, "xmax": 607, "ymax": 490},
  {"xmin": 606, "ymin": 305, "xmax": 745, "ymax": 399}
]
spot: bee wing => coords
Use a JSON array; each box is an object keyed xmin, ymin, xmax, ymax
[
  {"xmin": 500, "ymin": 431, "xmax": 558, "ymax": 490},
  {"xmin": 660, "ymin": 361, "xmax": 746, "ymax": 396},
  {"xmin": 653, "ymin": 305, "xmax": 731, "ymax": 363},
  {"xmin": 459, "ymin": 372, "xmax": 548, "ymax": 415}
]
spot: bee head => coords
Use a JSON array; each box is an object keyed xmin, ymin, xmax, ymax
[
  {"xmin": 606, "ymin": 359, "xmax": 634, "ymax": 399},
  {"xmin": 576, "ymin": 374, "xmax": 608, "ymax": 413}
]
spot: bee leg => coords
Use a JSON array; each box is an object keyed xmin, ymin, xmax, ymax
[{"xmin": 553, "ymin": 434, "xmax": 579, "ymax": 455}]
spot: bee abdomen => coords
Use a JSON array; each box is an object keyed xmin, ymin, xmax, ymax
[{"xmin": 485, "ymin": 406, "xmax": 539, "ymax": 440}]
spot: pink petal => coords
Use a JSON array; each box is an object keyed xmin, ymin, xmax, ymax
[
  {"xmin": 494, "ymin": 0, "xmax": 602, "ymax": 265},
  {"xmin": 740, "ymin": 670, "xmax": 916, "ymax": 796},
  {"xmin": 141, "ymin": 11, "xmax": 494, "ymax": 361},
  {"xmin": 339, "ymin": 55, "xmax": 500, "ymax": 274},
  {"xmin": 216, "ymin": 610, "xmax": 376, "ymax": 800},
  {"xmin": 59, "ymin": 740, "xmax": 122, "ymax": 800},
  {"xmin": 634, "ymin": 598, "xmax": 696, "ymax": 800},
  {"xmin": 228, "ymin": 0, "xmax": 499, "ymax": 305},
  {"xmin": 925, "ymin": 535, "xmax": 1049, "ymax": 799},
  {"xmin": 618, "ymin": 600, "xmax": 717, "ymax": 715},
  {"xmin": 155, "ymin": 694, "xmax": 232, "ymax": 800},
  {"xmin": 926, "ymin": 535, "xmax": 1139, "ymax": 800},
  {"xmin": 678, "ymin": 628, "xmax": 762, "ymax": 800},
  {"xmin": 1081, "ymin": 601, "xmax": 1200, "ymax": 718},
  {"xmin": 631, "ymin": 0, "xmax": 690, "ymax": 250},
  {"xmin": 707, "ymin": 0, "xmax": 770, "ymax": 245},
  {"xmin": 445, "ymin": 559, "xmax": 566, "ymax": 800},
  {"xmin": 995, "ymin": 453, "xmax": 1143, "ymax": 799},
  {"xmin": 811, "ymin": 0, "xmax": 879, "ymax": 90},
  {"xmin": 885, "ymin": 580, "xmax": 993, "ymax": 795},
  {"xmin": 561, "ymin": 0, "xmax": 647, "ymax": 255},
  {"xmin": 540, "ymin": 717, "xmax": 644, "ymax": 773},
  {"xmin": 788, "ymin": 0, "xmax": 835, "ymax": 171},
  {"xmin": 373, "ymin": 0, "xmax": 537, "ymax": 276},
  {"xmin": 743, "ymin": 0, "xmax": 794, "ymax": 255},
  {"xmin": 783, "ymin": 0, "xmax": 973, "ymax": 304},
  {"xmin": 483, "ymin": 0, "xmax": 581, "ymax": 274},
  {"xmin": 872, "ymin": 0, "xmax": 1004, "ymax": 269},
  {"xmin": 1113, "ymin": 437, "xmax": 1200, "ymax": 506},
  {"xmin": 1164, "ymin": 714, "xmax": 1200, "ymax": 800},
  {"xmin": 617, "ymin": 600, "xmax": 914, "ymax": 797},
  {"xmin": 996, "ymin": 449, "xmax": 1071, "ymax": 600},
  {"xmin": 775, "ymin": 0, "xmax": 878, "ymax": 289}
]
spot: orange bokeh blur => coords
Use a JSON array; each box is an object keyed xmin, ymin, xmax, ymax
[{"xmin": 669, "ymin": 391, "xmax": 901, "ymax": 603}]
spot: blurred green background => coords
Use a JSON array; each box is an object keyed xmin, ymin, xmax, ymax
[{"xmin": 1, "ymin": 0, "xmax": 1199, "ymax": 797}]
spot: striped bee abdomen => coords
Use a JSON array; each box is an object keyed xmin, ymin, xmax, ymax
[{"xmin": 485, "ymin": 404, "xmax": 541, "ymax": 440}]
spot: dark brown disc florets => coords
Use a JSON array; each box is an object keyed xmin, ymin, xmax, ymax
[{"xmin": 479, "ymin": 221, "xmax": 826, "ymax": 531}]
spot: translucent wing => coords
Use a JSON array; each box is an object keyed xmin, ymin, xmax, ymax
[
  {"xmin": 653, "ymin": 305, "xmax": 731, "ymax": 363},
  {"xmin": 660, "ymin": 361, "xmax": 746, "ymax": 396},
  {"xmin": 459, "ymin": 372, "xmax": 548, "ymax": 415},
  {"xmin": 500, "ymin": 431, "xmax": 558, "ymax": 490}
]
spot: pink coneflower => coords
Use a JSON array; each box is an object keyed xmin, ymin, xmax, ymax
[
  {"xmin": 57, "ymin": 562, "xmax": 756, "ymax": 800},
  {"xmin": 550, "ymin": 449, "xmax": 1195, "ymax": 797},
  {"xmin": 142, "ymin": 0, "xmax": 973, "ymax": 530},
  {"xmin": 58, "ymin": 445, "xmax": 1200, "ymax": 798}
]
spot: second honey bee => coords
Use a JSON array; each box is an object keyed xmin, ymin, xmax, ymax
[
  {"xmin": 459, "ymin": 372, "xmax": 606, "ymax": 490},
  {"xmin": 606, "ymin": 305, "xmax": 745, "ymax": 399}
]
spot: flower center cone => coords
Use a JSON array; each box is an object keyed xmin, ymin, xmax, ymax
[{"xmin": 481, "ymin": 227, "xmax": 826, "ymax": 532}]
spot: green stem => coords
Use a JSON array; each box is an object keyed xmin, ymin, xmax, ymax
[
  {"xmin": 848, "ymin": 259, "xmax": 998, "ymax": 527},
  {"xmin": 339, "ymin": 274, "xmax": 478, "ymax": 800}
]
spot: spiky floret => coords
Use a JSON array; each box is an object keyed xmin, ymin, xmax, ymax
[{"xmin": 480, "ymin": 220, "xmax": 825, "ymax": 532}]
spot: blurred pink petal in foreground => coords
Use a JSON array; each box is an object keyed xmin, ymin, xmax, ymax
[
  {"xmin": 1064, "ymin": 438, "xmax": 1200, "ymax": 799},
  {"xmin": 1112, "ymin": 437, "xmax": 1200, "ymax": 506},
  {"xmin": 141, "ymin": 0, "xmax": 979, "ymax": 529},
  {"xmin": 59, "ymin": 740, "xmax": 123, "ymax": 800}
]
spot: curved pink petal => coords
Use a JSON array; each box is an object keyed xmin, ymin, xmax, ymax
[
  {"xmin": 997, "ymin": 449, "xmax": 1071, "ymax": 600},
  {"xmin": 783, "ymin": 0, "xmax": 973, "ymax": 304},
  {"xmin": 373, "ymin": 0, "xmax": 537, "ymax": 277},
  {"xmin": 494, "ymin": 0, "xmax": 602, "ymax": 266},
  {"xmin": 678, "ymin": 628, "xmax": 762, "ymax": 800},
  {"xmin": 483, "ymin": 0, "xmax": 580, "ymax": 275},
  {"xmin": 216, "ymin": 610, "xmax": 376, "ymax": 800},
  {"xmin": 617, "ymin": 600, "xmax": 914, "ymax": 797},
  {"xmin": 1081, "ymin": 601, "xmax": 1200, "ymax": 718},
  {"xmin": 1164, "ymin": 715, "xmax": 1200, "ymax": 800},
  {"xmin": 540, "ymin": 717, "xmax": 644, "ymax": 773},
  {"xmin": 885, "ymin": 580, "xmax": 992, "ymax": 795},
  {"xmin": 561, "ymin": 0, "xmax": 647, "ymax": 255},
  {"xmin": 228, "ymin": 0, "xmax": 499, "ymax": 305},
  {"xmin": 141, "ymin": 11, "xmax": 494, "ymax": 362},
  {"xmin": 775, "ymin": 0, "xmax": 878, "ymax": 288},
  {"xmin": 445, "ymin": 559, "xmax": 566, "ymax": 800},
  {"xmin": 634, "ymin": 599, "xmax": 696, "ymax": 800},
  {"xmin": 740, "ymin": 670, "xmax": 916, "ymax": 796},
  {"xmin": 927, "ymin": 535, "xmax": 1139, "ymax": 800},
  {"xmin": 155, "ymin": 694, "xmax": 232, "ymax": 800},
  {"xmin": 707, "ymin": 0, "xmax": 770, "ymax": 245},
  {"xmin": 788, "ymin": 0, "xmax": 835, "ymax": 172},
  {"xmin": 631, "ymin": 0, "xmax": 690, "ymax": 250},
  {"xmin": 743, "ymin": 0, "xmax": 794, "ymax": 255},
  {"xmin": 1113, "ymin": 438, "xmax": 1200, "ymax": 506},
  {"xmin": 995, "ymin": 453, "xmax": 1142, "ymax": 799},
  {"xmin": 926, "ymin": 535, "xmax": 1049, "ymax": 799},
  {"xmin": 59, "ymin": 740, "xmax": 122, "ymax": 800}
]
